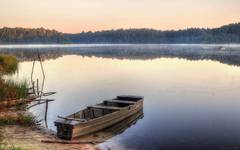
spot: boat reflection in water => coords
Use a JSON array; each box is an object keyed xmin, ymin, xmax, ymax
[{"xmin": 78, "ymin": 108, "xmax": 144, "ymax": 143}]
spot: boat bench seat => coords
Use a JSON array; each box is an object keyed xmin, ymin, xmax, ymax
[
  {"xmin": 57, "ymin": 115, "xmax": 87, "ymax": 122},
  {"xmin": 104, "ymin": 100, "xmax": 136, "ymax": 104},
  {"xmin": 88, "ymin": 105, "xmax": 122, "ymax": 110}
]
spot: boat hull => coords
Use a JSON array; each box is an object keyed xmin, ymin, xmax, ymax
[{"xmin": 55, "ymin": 97, "xmax": 143, "ymax": 140}]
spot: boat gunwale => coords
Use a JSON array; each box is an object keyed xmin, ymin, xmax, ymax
[
  {"xmin": 72, "ymin": 103, "xmax": 143, "ymax": 132},
  {"xmin": 55, "ymin": 97, "xmax": 143, "ymax": 126},
  {"xmin": 72, "ymin": 98, "xmax": 143, "ymax": 126}
]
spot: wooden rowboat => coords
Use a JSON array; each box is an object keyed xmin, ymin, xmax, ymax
[{"xmin": 55, "ymin": 95, "xmax": 144, "ymax": 140}]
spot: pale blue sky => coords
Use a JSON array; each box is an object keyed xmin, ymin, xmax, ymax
[{"xmin": 0, "ymin": 0, "xmax": 240, "ymax": 33}]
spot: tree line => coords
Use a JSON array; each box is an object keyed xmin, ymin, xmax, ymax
[
  {"xmin": 0, "ymin": 23, "xmax": 240, "ymax": 44},
  {"xmin": 0, "ymin": 27, "xmax": 68, "ymax": 44}
]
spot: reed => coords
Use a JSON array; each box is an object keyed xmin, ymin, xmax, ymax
[
  {"xmin": 0, "ymin": 55, "xmax": 18, "ymax": 75},
  {"xmin": 0, "ymin": 79, "xmax": 29, "ymax": 101},
  {"xmin": 0, "ymin": 113, "xmax": 37, "ymax": 126},
  {"xmin": 0, "ymin": 55, "xmax": 32, "ymax": 150},
  {"xmin": 0, "ymin": 55, "xmax": 29, "ymax": 101}
]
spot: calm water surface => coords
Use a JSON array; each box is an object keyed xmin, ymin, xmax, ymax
[{"xmin": 15, "ymin": 54, "xmax": 240, "ymax": 150}]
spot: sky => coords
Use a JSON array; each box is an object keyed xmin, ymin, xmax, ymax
[{"xmin": 0, "ymin": 0, "xmax": 240, "ymax": 33}]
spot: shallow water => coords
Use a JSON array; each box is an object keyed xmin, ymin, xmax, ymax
[{"xmin": 5, "ymin": 45, "xmax": 240, "ymax": 150}]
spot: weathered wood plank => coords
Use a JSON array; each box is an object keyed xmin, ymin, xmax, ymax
[
  {"xmin": 57, "ymin": 115, "xmax": 87, "ymax": 122},
  {"xmin": 87, "ymin": 105, "xmax": 122, "ymax": 110},
  {"xmin": 104, "ymin": 99, "xmax": 136, "ymax": 104},
  {"xmin": 41, "ymin": 140, "xmax": 102, "ymax": 144}
]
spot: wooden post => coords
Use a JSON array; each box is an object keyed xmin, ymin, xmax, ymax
[
  {"xmin": 83, "ymin": 111, "xmax": 85, "ymax": 119},
  {"xmin": 32, "ymin": 81, "xmax": 35, "ymax": 95},
  {"xmin": 92, "ymin": 109, "xmax": 95, "ymax": 118},
  {"xmin": 36, "ymin": 79, "xmax": 39, "ymax": 96},
  {"xmin": 44, "ymin": 100, "xmax": 49, "ymax": 127}
]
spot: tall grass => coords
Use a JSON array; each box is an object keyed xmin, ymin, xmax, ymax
[
  {"xmin": 0, "ymin": 55, "xmax": 29, "ymax": 101},
  {"xmin": 0, "ymin": 55, "xmax": 18, "ymax": 75},
  {"xmin": 0, "ymin": 114, "xmax": 37, "ymax": 126},
  {"xmin": 0, "ymin": 79, "xmax": 29, "ymax": 101},
  {"xmin": 0, "ymin": 55, "xmax": 32, "ymax": 150}
]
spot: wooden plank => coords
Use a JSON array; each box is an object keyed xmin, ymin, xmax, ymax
[
  {"xmin": 117, "ymin": 95, "xmax": 143, "ymax": 100},
  {"xmin": 88, "ymin": 105, "xmax": 122, "ymax": 110},
  {"xmin": 57, "ymin": 115, "xmax": 87, "ymax": 122},
  {"xmin": 41, "ymin": 140, "xmax": 102, "ymax": 144},
  {"xmin": 104, "ymin": 99, "xmax": 135, "ymax": 104}
]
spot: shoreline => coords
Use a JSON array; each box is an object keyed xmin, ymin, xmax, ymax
[
  {"xmin": 0, "ymin": 125, "xmax": 98, "ymax": 150},
  {"xmin": 0, "ymin": 43, "xmax": 240, "ymax": 48},
  {"xmin": 0, "ymin": 109, "xmax": 98, "ymax": 150}
]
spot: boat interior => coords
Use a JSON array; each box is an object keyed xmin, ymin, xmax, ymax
[{"xmin": 64, "ymin": 96, "xmax": 143, "ymax": 121}]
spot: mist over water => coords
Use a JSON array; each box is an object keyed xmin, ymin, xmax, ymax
[{"xmin": 1, "ymin": 44, "xmax": 240, "ymax": 66}]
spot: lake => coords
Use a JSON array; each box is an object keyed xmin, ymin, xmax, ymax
[{"xmin": 2, "ymin": 44, "xmax": 240, "ymax": 150}]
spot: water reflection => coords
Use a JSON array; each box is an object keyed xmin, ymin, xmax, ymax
[
  {"xmin": 1, "ymin": 44, "xmax": 240, "ymax": 66},
  {"xmin": 6, "ymin": 48, "xmax": 240, "ymax": 149},
  {"xmin": 79, "ymin": 109, "xmax": 143, "ymax": 143}
]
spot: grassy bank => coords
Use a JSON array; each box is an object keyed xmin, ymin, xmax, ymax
[
  {"xmin": 0, "ymin": 55, "xmax": 29, "ymax": 101},
  {"xmin": 0, "ymin": 113, "xmax": 37, "ymax": 126},
  {"xmin": 0, "ymin": 55, "xmax": 36, "ymax": 125},
  {"xmin": 0, "ymin": 55, "xmax": 35, "ymax": 150},
  {"xmin": 0, "ymin": 79, "xmax": 29, "ymax": 101}
]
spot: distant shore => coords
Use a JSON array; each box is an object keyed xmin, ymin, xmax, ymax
[
  {"xmin": 1, "ymin": 43, "xmax": 240, "ymax": 48},
  {"xmin": 1, "ymin": 23, "xmax": 240, "ymax": 44}
]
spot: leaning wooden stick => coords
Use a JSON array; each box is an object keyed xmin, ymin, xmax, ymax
[{"xmin": 41, "ymin": 140, "xmax": 102, "ymax": 144}]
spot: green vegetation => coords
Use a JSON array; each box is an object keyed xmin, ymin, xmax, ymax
[
  {"xmin": 0, "ymin": 79, "xmax": 28, "ymax": 100},
  {"xmin": 0, "ymin": 114, "xmax": 37, "ymax": 126},
  {"xmin": 0, "ymin": 113, "xmax": 37, "ymax": 150},
  {"xmin": 1, "ymin": 145, "xmax": 27, "ymax": 150},
  {"xmin": 67, "ymin": 23, "xmax": 240, "ymax": 43},
  {"xmin": 0, "ymin": 55, "xmax": 18, "ymax": 75},
  {"xmin": 0, "ymin": 143, "xmax": 28, "ymax": 150},
  {"xmin": 9, "ymin": 147, "xmax": 27, "ymax": 150},
  {"xmin": 0, "ymin": 23, "xmax": 240, "ymax": 44},
  {"xmin": 0, "ymin": 55, "xmax": 33, "ymax": 150},
  {"xmin": 0, "ymin": 55, "xmax": 29, "ymax": 101},
  {"xmin": 0, "ymin": 27, "xmax": 69, "ymax": 44}
]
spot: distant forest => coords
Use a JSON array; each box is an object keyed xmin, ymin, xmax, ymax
[
  {"xmin": 0, "ymin": 23, "xmax": 240, "ymax": 44},
  {"xmin": 0, "ymin": 28, "xmax": 68, "ymax": 44}
]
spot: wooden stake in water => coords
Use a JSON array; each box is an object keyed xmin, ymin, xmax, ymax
[
  {"xmin": 32, "ymin": 81, "xmax": 35, "ymax": 95},
  {"xmin": 37, "ymin": 79, "xmax": 39, "ymax": 96},
  {"xmin": 44, "ymin": 100, "xmax": 49, "ymax": 128}
]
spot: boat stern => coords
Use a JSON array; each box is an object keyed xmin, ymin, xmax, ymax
[{"xmin": 54, "ymin": 120, "xmax": 74, "ymax": 140}]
